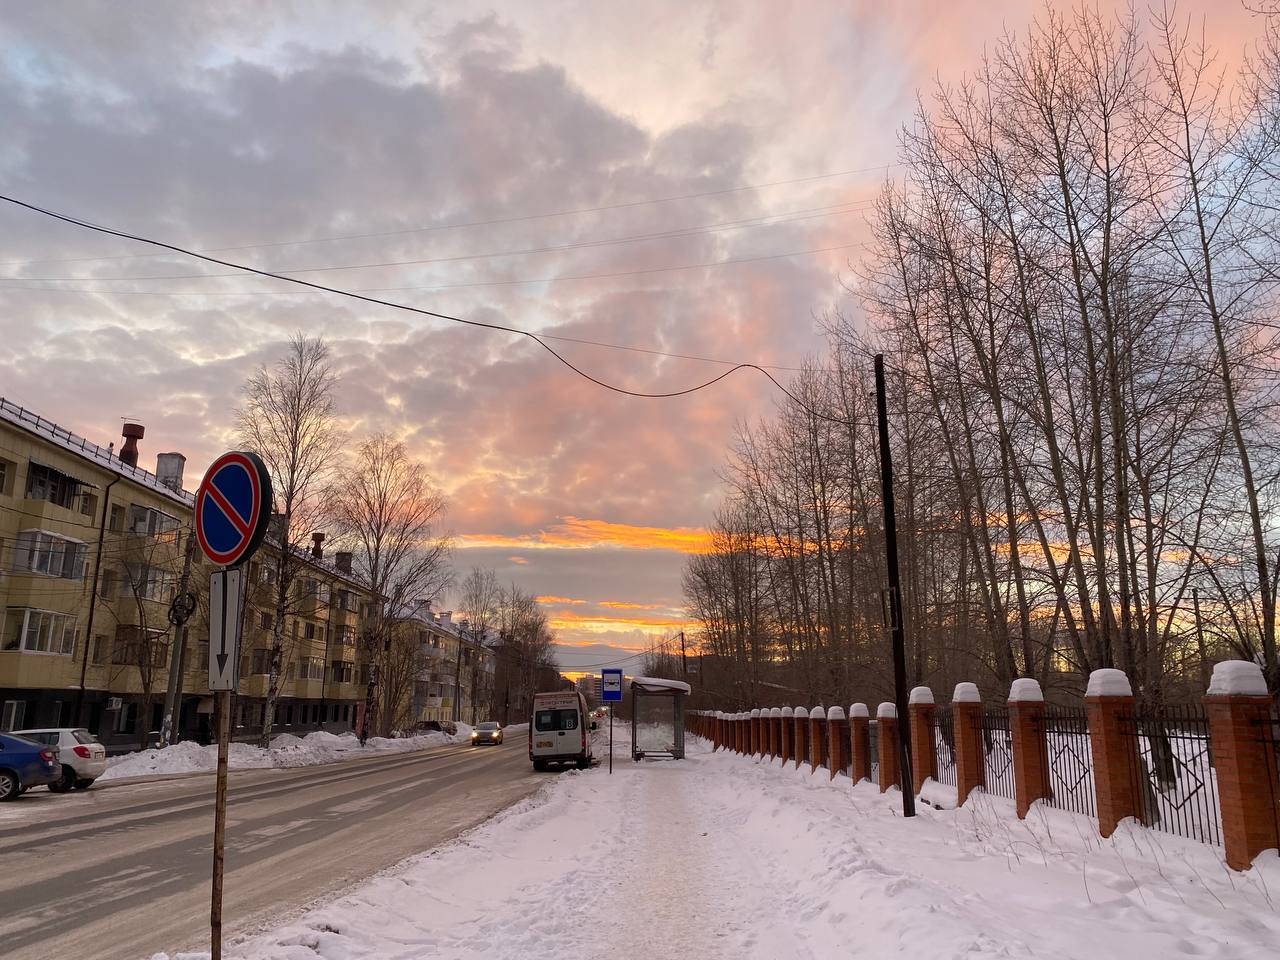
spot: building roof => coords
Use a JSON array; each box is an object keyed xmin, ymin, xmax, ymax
[{"xmin": 0, "ymin": 396, "xmax": 193, "ymax": 508}]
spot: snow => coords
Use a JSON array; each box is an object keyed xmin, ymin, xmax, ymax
[
  {"xmin": 849, "ymin": 702, "xmax": 869, "ymax": 718},
  {"xmin": 749, "ymin": 708, "xmax": 759, "ymax": 717},
  {"xmin": 794, "ymin": 706, "xmax": 809, "ymax": 719},
  {"xmin": 876, "ymin": 701, "xmax": 896, "ymax": 719},
  {"xmin": 827, "ymin": 706, "xmax": 845, "ymax": 720},
  {"xmin": 769, "ymin": 707, "xmax": 782, "ymax": 718},
  {"xmin": 953, "ymin": 682, "xmax": 981, "ymax": 703},
  {"xmin": 151, "ymin": 727, "xmax": 1280, "ymax": 960},
  {"xmin": 909, "ymin": 686, "xmax": 933, "ymax": 705},
  {"xmin": 1207, "ymin": 660, "xmax": 1268, "ymax": 697},
  {"xmin": 101, "ymin": 727, "xmax": 469, "ymax": 782},
  {"xmin": 1085, "ymin": 669, "xmax": 1132, "ymax": 699},
  {"xmin": 781, "ymin": 706, "xmax": 794, "ymax": 718},
  {"xmin": 1008, "ymin": 678, "xmax": 1044, "ymax": 702},
  {"xmin": 631, "ymin": 675, "xmax": 691, "ymax": 694}
]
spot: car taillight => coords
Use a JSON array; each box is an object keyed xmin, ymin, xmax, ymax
[
  {"xmin": 73, "ymin": 746, "xmax": 92, "ymax": 759},
  {"xmin": 40, "ymin": 749, "xmax": 57, "ymax": 763}
]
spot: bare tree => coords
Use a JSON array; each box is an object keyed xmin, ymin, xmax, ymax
[
  {"xmin": 238, "ymin": 334, "xmax": 341, "ymax": 746},
  {"xmin": 330, "ymin": 432, "xmax": 451, "ymax": 738},
  {"xmin": 458, "ymin": 567, "xmax": 500, "ymax": 722}
]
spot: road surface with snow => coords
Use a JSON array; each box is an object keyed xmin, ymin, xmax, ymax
[
  {"xmin": 0, "ymin": 736, "xmax": 539, "ymax": 960},
  {"xmin": 148, "ymin": 729, "xmax": 1279, "ymax": 960}
]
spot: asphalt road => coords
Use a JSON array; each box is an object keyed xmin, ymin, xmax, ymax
[{"xmin": 0, "ymin": 738, "xmax": 542, "ymax": 960}]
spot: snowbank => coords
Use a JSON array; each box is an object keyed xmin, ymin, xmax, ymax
[
  {"xmin": 153, "ymin": 721, "xmax": 1280, "ymax": 960},
  {"xmin": 102, "ymin": 727, "xmax": 467, "ymax": 782}
]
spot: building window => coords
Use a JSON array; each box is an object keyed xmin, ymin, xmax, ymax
[
  {"xmin": 2, "ymin": 608, "xmax": 77, "ymax": 655},
  {"xmin": 297, "ymin": 656, "xmax": 325, "ymax": 681},
  {"xmin": 16, "ymin": 530, "xmax": 87, "ymax": 580},
  {"xmin": 127, "ymin": 504, "xmax": 181, "ymax": 541},
  {"xmin": 259, "ymin": 612, "xmax": 271, "ymax": 630},
  {"xmin": 24, "ymin": 462, "xmax": 84, "ymax": 509},
  {"xmin": 338, "ymin": 624, "xmax": 357, "ymax": 647},
  {"xmin": 304, "ymin": 621, "xmax": 317, "ymax": 640},
  {"xmin": 125, "ymin": 565, "xmax": 175, "ymax": 603},
  {"xmin": 79, "ymin": 492, "xmax": 98, "ymax": 519},
  {"xmin": 330, "ymin": 661, "xmax": 354, "ymax": 683},
  {"xmin": 92, "ymin": 634, "xmax": 110, "ymax": 665},
  {"xmin": 99, "ymin": 568, "xmax": 117, "ymax": 599},
  {"xmin": 109, "ymin": 504, "xmax": 125, "ymax": 532},
  {"xmin": 1, "ymin": 700, "xmax": 25, "ymax": 731},
  {"xmin": 0, "ymin": 457, "xmax": 13, "ymax": 496},
  {"xmin": 251, "ymin": 648, "xmax": 272, "ymax": 676},
  {"xmin": 111, "ymin": 627, "xmax": 167, "ymax": 667}
]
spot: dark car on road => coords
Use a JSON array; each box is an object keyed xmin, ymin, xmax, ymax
[
  {"xmin": 470, "ymin": 722, "xmax": 504, "ymax": 746},
  {"xmin": 0, "ymin": 732, "xmax": 61, "ymax": 800},
  {"xmin": 413, "ymin": 719, "xmax": 458, "ymax": 736}
]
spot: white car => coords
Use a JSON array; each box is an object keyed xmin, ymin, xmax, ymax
[{"xmin": 13, "ymin": 728, "xmax": 107, "ymax": 792}]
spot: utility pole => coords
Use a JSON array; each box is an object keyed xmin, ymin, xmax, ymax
[
  {"xmin": 679, "ymin": 630, "xmax": 689, "ymax": 682},
  {"xmin": 160, "ymin": 525, "xmax": 198, "ymax": 747},
  {"xmin": 875, "ymin": 353, "xmax": 915, "ymax": 818}
]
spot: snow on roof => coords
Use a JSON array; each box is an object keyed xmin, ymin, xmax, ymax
[
  {"xmin": 1207, "ymin": 660, "xmax": 1268, "ymax": 697},
  {"xmin": 793, "ymin": 706, "xmax": 809, "ymax": 719},
  {"xmin": 909, "ymin": 686, "xmax": 934, "ymax": 705},
  {"xmin": 1009, "ymin": 678, "xmax": 1044, "ymax": 702},
  {"xmin": 849, "ymin": 703, "xmax": 869, "ymax": 718},
  {"xmin": 0, "ymin": 396, "xmax": 193, "ymax": 507},
  {"xmin": 827, "ymin": 706, "xmax": 845, "ymax": 720},
  {"xmin": 952, "ymin": 682, "xmax": 981, "ymax": 703},
  {"xmin": 876, "ymin": 702, "xmax": 897, "ymax": 719},
  {"xmin": 1084, "ymin": 669, "xmax": 1130, "ymax": 699},
  {"xmin": 630, "ymin": 676, "xmax": 691, "ymax": 694}
]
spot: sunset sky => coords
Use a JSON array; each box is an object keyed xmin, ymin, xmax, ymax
[{"xmin": 0, "ymin": 1, "xmax": 1259, "ymax": 675}]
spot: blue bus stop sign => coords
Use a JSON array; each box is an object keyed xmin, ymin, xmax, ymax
[
  {"xmin": 601, "ymin": 668, "xmax": 623, "ymax": 702},
  {"xmin": 195, "ymin": 451, "xmax": 273, "ymax": 567}
]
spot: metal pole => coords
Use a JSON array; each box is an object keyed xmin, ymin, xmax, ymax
[
  {"xmin": 211, "ymin": 686, "xmax": 229, "ymax": 960},
  {"xmin": 874, "ymin": 353, "xmax": 916, "ymax": 818},
  {"xmin": 609, "ymin": 704, "xmax": 613, "ymax": 775}
]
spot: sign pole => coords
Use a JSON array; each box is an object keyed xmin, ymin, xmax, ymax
[
  {"xmin": 211, "ymin": 686, "xmax": 229, "ymax": 960},
  {"xmin": 609, "ymin": 704, "xmax": 613, "ymax": 775}
]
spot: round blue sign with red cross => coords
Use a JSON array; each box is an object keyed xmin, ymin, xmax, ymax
[{"xmin": 195, "ymin": 451, "xmax": 273, "ymax": 567}]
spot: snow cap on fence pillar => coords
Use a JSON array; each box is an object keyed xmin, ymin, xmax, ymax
[
  {"xmin": 794, "ymin": 706, "xmax": 809, "ymax": 719},
  {"xmin": 782, "ymin": 706, "xmax": 794, "ymax": 718},
  {"xmin": 909, "ymin": 686, "xmax": 933, "ymax": 705},
  {"xmin": 953, "ymin": 682, "xmax": 980, "ymax": 703},
  {"xmin": 876, "ymin": 702, "xmax": 897, "ymax": 719},
  {"xmin": 1085, "ymin": 669, "xmax": 1132, "ymax": 698},
  {"xmin": 1206, "ymin": 660, "xmax": 1267, "ymax": 697},
  {"xmin": 751, "ymin": 708, "xmax": 761, "ymax": 717},
  {"xmin": 827, "ymin": 705, "xmax": 845, "ymax": 720},
  {"xmin": 850, "ymin": 702, "xmax": 869, "ymax": 718},
  {"xmin": 770, "ymin": 707, "xmax": 782, "ymax": 718},
  {"xmin": 1008, "ymin": 678, "xmax": 1044, "ymax": 702}
]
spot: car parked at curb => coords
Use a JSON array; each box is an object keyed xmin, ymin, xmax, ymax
[
  {"xmin": 413, "ymin": 719, "xmax": 458, "ymax": 736},
  {"xmin": 0, "ymin": 732, "xmax": 61, "ymax": 801},
  {"xmin": 13, "ymin": 728, "xmax": 107, "ymax": 791}
]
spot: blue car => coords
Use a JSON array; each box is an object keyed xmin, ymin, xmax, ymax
[{"xmin": 0, "ymin": 732, "xmax": 61, "ymax": 801}]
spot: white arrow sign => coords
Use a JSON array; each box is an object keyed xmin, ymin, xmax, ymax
[{"xmin": 208, "ymin": 568, "xmax": 243, "ymax": 691}]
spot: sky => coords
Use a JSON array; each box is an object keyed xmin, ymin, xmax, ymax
[{"xmin": 0, "ymin": 0, "xmax": 1261, "ymax": 677}]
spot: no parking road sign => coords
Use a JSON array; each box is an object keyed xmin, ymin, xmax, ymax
[{"xmin": 195, "ymin": 451, "xmax": 272, "ymax": 567}]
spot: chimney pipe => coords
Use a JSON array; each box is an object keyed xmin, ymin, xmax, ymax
[
  {"xmin": 155, "ymin": 452, "xmax": 186, "ymax": 492},
  {"xmin": 120, "ymin": 422, "xmax": 144, "ymax": 468},
  {"xmin": 311, "ymin": 532, "xmax": 325, "ymax": 559}
]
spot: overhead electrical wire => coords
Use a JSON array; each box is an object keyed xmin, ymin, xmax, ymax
[
  {"xmin": 0, "ymin": 191, "xmax": 862, "ymax": 412},
  {"xmin": 0, "ymin": 162, "xmax": 898, "ymax": 267}
]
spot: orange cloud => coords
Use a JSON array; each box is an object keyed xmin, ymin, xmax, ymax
[
  {"xmin": 508, "ymin": 556, "xmax": 529, "ymax": 565},
  {"xmin": 599, "ymin": 600, "xmax": 665, "ymax": 610},
  {"xmin": 537, "ymin": 595, "xmax": 587, "ymax": 605},
  {"xmin": 549, "ymin": 611, "xmax": 697, "ymax": 632},
  {"xmin": 456, "ymin": 516, "xmax": 712, "ymax": 554}
]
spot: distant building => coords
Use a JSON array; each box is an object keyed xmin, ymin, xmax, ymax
[{"xmin": 575, "ymin": 674, "xmax": 602, "ymax": 706}]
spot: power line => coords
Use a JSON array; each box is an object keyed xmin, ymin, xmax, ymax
[
  {"xmin": 1, "ymin": 201, "xmax": 873, "ymax": 282},
  {"xmin": 0, "ymin": 162, "xmax": 897, "ymax": 267},
  {"xmin": 0, "ymin": 191, "xmax": 849, "ymax": 407}
]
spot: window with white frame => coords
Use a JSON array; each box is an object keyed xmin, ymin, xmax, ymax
[
  {"xmin": 2, "ymin": 608, "xmax": 77, "ymax": 655},
  {"xmin": 126, "ymin": 504, "xmax": 181, "ymax": 540},
  {"xmin": 16, "ymin": 530, "xmax": 87, "ymax": 580},
  {"xmin": 126, "ymin": 564, "xmax": 176, "ymax": 603},
  {"xmin": 1, "ymin": 700, "xmax": 25, "ymax": 731},
  {"xmin": 297, "ymin": 656, "xmax": 325, "ymax": 681}
]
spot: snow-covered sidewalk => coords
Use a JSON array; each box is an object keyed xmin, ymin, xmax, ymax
[
  {"xmin": 154, "ymin": 732, "xmax": 1279, "ymax": 959},
  {"xmin": 103, "ymin": 725, "xmax": 478, "ymax": 783}
]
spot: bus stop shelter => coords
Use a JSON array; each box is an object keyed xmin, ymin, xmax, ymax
[{"xmin": 630, "ymin": 676, "xmax": 691, "ymax": 760}]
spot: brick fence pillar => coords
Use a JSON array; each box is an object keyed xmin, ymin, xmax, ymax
[
  {"xmin": 909, "ymin": 686, "xmax": 936, "ymax": 795},
  {"xmin": 768, "ymin": 707, "xmax": 781, "ymax": 759},
  {"xmin": 1009, "ymin": 678, "xmax": 1050, "ymax": 819},
  {"xmin": 849, "ymin": 703, "xmax": 871, "ymax": 783},
  {"xmin": 780, "ymin": 707, "xmax": 794, "ymax": 763},
  {"xmin": 827, "ymin": 706, "xmax": 847, "ymax": 781},
  {"xmin": 877, "ymin": 703, "xmax": 899, "ymax": 793},
  {"xmin": 750, "ymin": 709, "xmax": 761, "ymax": 756},
  {"xmin": 952, "ymin": 683, "xmax": 984, "ymax": 806},
  {"xmin": 1204, "ymin": 661, "xmax": 1280, "ymax": 871},
  {"xmin": 712, "ymin": 712, "xmax": 721, "ymax": 750},
  {"xmin": 809, "ymin": 706, "xmax": 826, "ymax": 773},
  {"xmin": 736, "ymin": 713, "xmax": 746, "ymax": 754},
  {"xmin": 793, "ymin": 707, "xmax": 809, "ymax": 770},
  {"xmin": 1085, "ymin": 669, "xmax": 1147, "ymax": 836}
]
